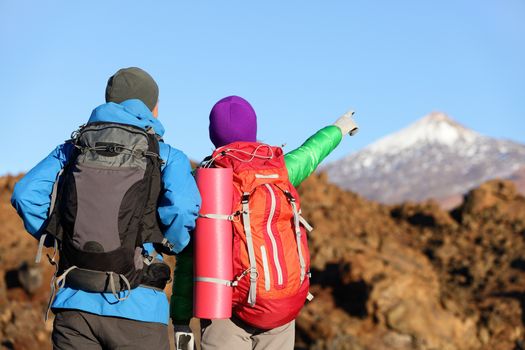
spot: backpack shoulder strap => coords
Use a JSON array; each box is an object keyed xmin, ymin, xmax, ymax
[{"xmin": 277, "ymin": 187, "xmax": 307, "ymax": 283}]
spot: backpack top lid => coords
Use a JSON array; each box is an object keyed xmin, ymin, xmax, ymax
[
  {"xmin": 211, "ymin": 142, "xmax": 284, "ymax": 171},
  {"xmin": 210, "ymin": 142, "xmax": 288, "ymax": 191}
]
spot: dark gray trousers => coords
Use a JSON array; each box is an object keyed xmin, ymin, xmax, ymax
[{"xmin": 52, "ymin": 310, "xmax": 169, "ymax": 350}]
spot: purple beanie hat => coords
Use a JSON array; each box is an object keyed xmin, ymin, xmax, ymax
[{"xmin": 209, "ymin": 96, "xmax": 257, "ymax": 148}]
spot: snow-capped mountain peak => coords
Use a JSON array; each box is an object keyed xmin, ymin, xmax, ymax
[
  {"xmin": 368, "ymin": 112, "xmax": 479, "ymax": 154},
  {"xmin": 324, "ymin": 113, "xmax": 525, "ymax": 205}
]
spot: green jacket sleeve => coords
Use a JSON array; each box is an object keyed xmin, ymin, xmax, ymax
[
  {"xmin": 284, "ymin": 125, "xmax": 343, "ymax": 187},
  {"xmin": 170, "ymin": 239, "xmax": 193, "ymax": 324}
]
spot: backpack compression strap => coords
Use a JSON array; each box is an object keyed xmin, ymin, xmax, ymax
[
  {"xmin": 241, "ymin": 192, "xmax": 258, "ymax": 307},
  {"xmin": 35, "ymin": 165, "xmax": 65, "ymax": 264},
  {"xmin": 284, "ymin": 191, "xmax": 307, "ymax": 284},
  {"xmin": 193, "ymin": 212, "xmax": 243, "ymax": 288},
  {"xmin": 42, "ymin": 235, "xmax": 59, "ymax": 322}
]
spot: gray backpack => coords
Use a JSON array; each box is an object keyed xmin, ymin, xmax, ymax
[{"xmin": 40, "ymin": 122, "xmax": 173, "ymax": 303}]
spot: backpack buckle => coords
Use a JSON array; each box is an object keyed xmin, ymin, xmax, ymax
[
  {"xmin": 249, "ymin": 273, "xmax": 258, "ymax": 283},
  {"xmin": 241, "ymin": 194, "xmax": 250, "ymax": 204},
  {"xmin": 145, "ymin": 126, "xmax": 156, "ymax": 135},
  {"xmin": 143, "ymin": 254, "xmax": 154, "ymax": 266},
  {"xmin": 284, "ymin": 191, "xmax": 295, "ymax": 202},
  {"xmin": 70, "ymin": 124, "xmax": 86, "ymax": 141},
  {"xmin": 161, "ymin": 238, "xmax": 174, "ymax": 251}
]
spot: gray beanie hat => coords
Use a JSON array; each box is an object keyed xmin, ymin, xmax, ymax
[{"xmin": 105, "ymin": 67, "xmax": 159, "ymax": 111}]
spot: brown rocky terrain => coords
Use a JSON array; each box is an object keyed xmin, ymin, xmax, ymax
[
  {"xmin": 509, "ymin": 168, "xmax": 525, "ymax": 195},
  {"xmin": 0, "ymin": 175, "xmax": 53, "ymax": 349},
  {"xmin": 296, "ymin": 173, "xmax": 525, "ymax": 350},
  {"xmin": 1, "ymin": 173, "xmax": 524, "ymax": 349}
]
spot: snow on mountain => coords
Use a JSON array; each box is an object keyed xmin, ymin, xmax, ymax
[
  {"xmin": 366, "ymin": 113, "xmax": 478, "ymax": 153},
  {"xmin": 324, "ymin": 112, "xmax": 525, "ymax": 205}
]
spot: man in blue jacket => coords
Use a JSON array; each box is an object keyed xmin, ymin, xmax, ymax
[{"xmin": 11, "ymin": 67, "xmax": 201, "ymax": 349}]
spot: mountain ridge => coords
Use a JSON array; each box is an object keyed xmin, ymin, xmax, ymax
[{"xmin": 324, "ymin": 112, "xmax": 525, "ymax": 206}]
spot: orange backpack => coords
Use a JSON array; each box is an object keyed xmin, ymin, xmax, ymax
[{"xmin": 208, "ymin": 142, "xmax": 312, "ymax": 329}]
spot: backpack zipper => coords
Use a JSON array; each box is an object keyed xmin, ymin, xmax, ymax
[{"xmin": 82, "ymin": 124, "xmax": 148, "ymax": 136}]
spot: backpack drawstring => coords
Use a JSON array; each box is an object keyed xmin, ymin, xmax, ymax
[{"xmin": 202, "ymin": 144, "xmax": 275, "ymax": 168}]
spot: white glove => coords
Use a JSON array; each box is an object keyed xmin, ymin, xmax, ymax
[
  {"xmin": 174, "ymin": 325, "xmax": 194, "ymax": 350},
  {"xmin": 334, "ymin": 110, "xmax": 359, "ymax": 136}
]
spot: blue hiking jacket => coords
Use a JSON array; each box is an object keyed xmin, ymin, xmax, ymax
[{"xmin": 11, "ymin": 99, "xmax": 201, "ymax": 324}]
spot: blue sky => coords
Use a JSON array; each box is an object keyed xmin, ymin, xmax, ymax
[{"xmin": 1, "ymin": 0, "xmax": 524, "ymax": 175}]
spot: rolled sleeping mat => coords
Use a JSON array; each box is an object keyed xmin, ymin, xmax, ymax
[{"xmin": 194, "ymin": 167, "xmax": 233, "ymax": 319}]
